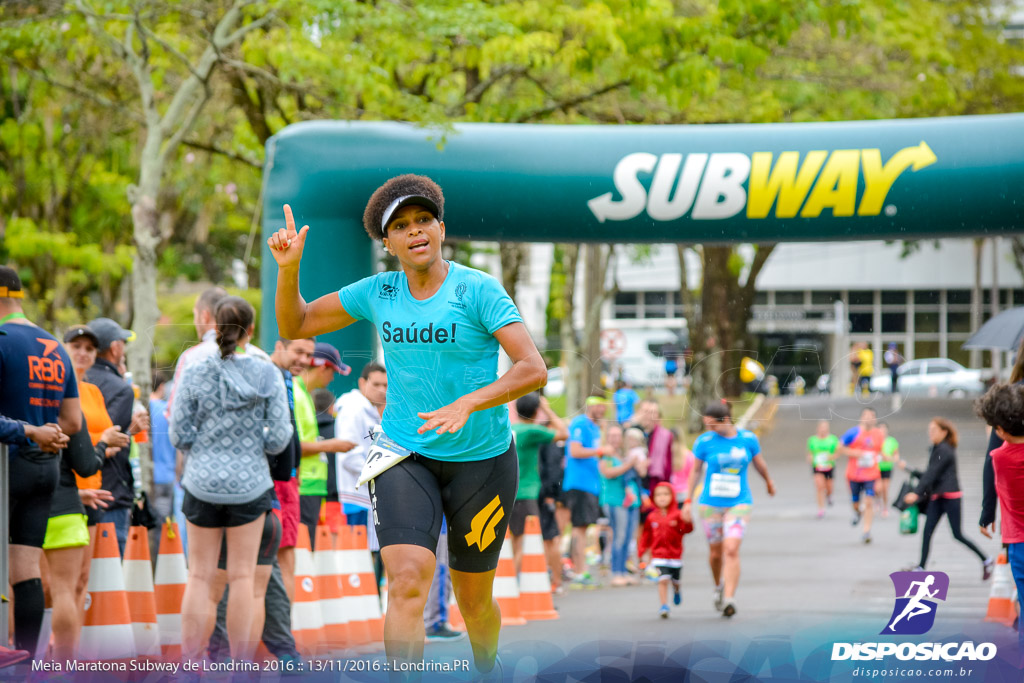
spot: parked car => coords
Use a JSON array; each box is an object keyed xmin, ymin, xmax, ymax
[
  {"xmin": 869, "ymin": 358, "xmax": 986, "ymax": 397},
  {"xmin": 544, "ymin": 366, "xmax": 565, "ymax": 397}
]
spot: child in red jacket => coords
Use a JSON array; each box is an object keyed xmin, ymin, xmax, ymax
[{"xmin": 638, "ymin": 482, "xmax": 694, "ymax": 618}]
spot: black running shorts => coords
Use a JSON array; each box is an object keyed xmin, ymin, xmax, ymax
[
  {"xmin": 9, "ymin": 453, "xmax": 60, "ymax": 547},
  {"xmin": 371, "ymin": 440, "xmax": 518, "ymax": 573}
]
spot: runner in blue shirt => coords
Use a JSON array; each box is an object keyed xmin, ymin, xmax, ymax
[
  {"xmin": 0, "ymin": 266, "xmax": 80, "ymax": 656},
  {"xmin": 613, "ymin": 379, "xmax": 640, "ymax": 425},
  {"xmin": 563, "ymin": 396, "xmax": 613, "ymax": 586},
  {"xmin": 269, "ymin": 175, "xmax": 546, "ymax": 678},
  {"xmin": 683, "ymin": 401, "xmax": 774, "ymax": 620}
]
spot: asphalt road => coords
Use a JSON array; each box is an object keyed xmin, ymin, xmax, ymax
[{"xmin": 419, "ymin": 394, "xmax": 1021, "ymax": 681}]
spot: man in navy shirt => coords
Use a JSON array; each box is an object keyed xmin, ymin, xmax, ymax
[{"xmin": 0, "ymin": 266, "xmax": 80, "ymax": 657}]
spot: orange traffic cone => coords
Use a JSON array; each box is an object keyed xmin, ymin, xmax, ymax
[
  {"xmin": 79, "ymin": 523, "xmax": 137, "ymax": 661},
  {"xmin": 519, "ymin": 516, "xmax": 559, "ymax": 620},
  {"xmin": 314, "ymin": 524, "xmax": 350, "ymax": 654},
  {"xmin": 350, "ymin": 525, "xmax": 384, "ymax": 645},
  {"xmin": 337, "ymin": 526, "xmax": 373, "ymax": 647},
  {"xmin": 154, "ymin": 519, "xmax": 187, "ymax": 662},
  {"xmin": 494, "ymin": 531, "xmax": 527, "ymax": 626},
  {"xmin": 123, "ymin": 526, "xmax": 161, "ymax": 658},
  {"xmin": 984, "ymin": 552, "xmax": 1016, "ymax": 626},
  {"xmin": 292, "ymin": 525, "xmax": 327, "ymax": 658}
]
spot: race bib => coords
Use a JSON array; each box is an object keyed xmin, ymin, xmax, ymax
[
  {"xmin": 813, "ymin": 452, "xmax": 832, "ymax": 469},
  {"xmin": 858, "ymin": 452, "xmax": 878, "ymax": 469},
  {"xmin": 356, "ymin": 428, "xmax": 413, "ymax": 488},
  {"xmin": 709, "ymin": 473, "xmax": 742, "ymax": 499}
]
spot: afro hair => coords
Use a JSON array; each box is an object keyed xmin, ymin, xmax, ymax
[
  {"xmin": 975, "ymin": 382, "xmax": 1024, "ymax": 437},
  {"xmin": 362, "ymin": 174, "xmax": 445, "ymax": 241}
]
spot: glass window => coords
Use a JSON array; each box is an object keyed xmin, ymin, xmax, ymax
[
  {"xmin": 899, "ymin": 362, "xmax": 922, "ymax": 376},
  {"xmin": 947, "ymin": 346, "xmax": 971, "ymax": 368},
  {"xmin": 615, "ymin": 292, "xmax": 637, "ymax": 306},
  {"xmin": 881, "ymin": 290, "xmax": 907, "ymax": 305},
  {"xmin": 881, "ymin": 312, "xmax": 906, "ymax": 332},
  {"xmin": 849, "ymin": 291, "xmax": 874, "ymax": 306},
  {"xmin": 775, "ymin": 291, "xmax": 804, "ymax": 305},
  {"xmin": 754, "ymin": 291, "xmax": 768, "ymax": 305},
  {"xmin": 926, "ymin": 361, "xmax": 955, "ymax": 374},
  {"xmin": 914, "ymin": 312, "xmax": 939, "ymax": 333},
  {"xmin": 850, "ymin": 313, "xmax": 873, "ymax": 333},
  {"xmin": 614, "ymin": 291, "xmax": 638, "ymax": 319},
  {"xmin": 915, "ymin": 341, "xmax": 940, "ymax": 359},
  {"xmin": 1015, "ymin": 289, "xmax": 1024, "ymax": 305},
  {"xmin": 983, "ymin": 289, "xmax": 1011, "ymax": 306},
  {"xmin": 914, "ymin": 290, "xmax": 940, "ymax": 305},
  {"xmin": 644, "ymin": 291, "xmax": 670, "ymax": 319},
  {"xmin": 947, "ymin": 312, "xmax": 972, "ymax": 334},
  {"xmin": 946, "ymin": 289, "xmax": 972, "ymax": 305},
  {"xmin": 811, "ymin": 291, "xmax": 841, "ymax": 305}
]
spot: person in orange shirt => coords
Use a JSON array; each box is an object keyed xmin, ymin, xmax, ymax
[{"xmin": 63, "ymin": 326, "xmax": 128, "ymax": 619}]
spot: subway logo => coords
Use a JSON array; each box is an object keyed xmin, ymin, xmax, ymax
[{"xmin": 587, "ymin": 142, "xmax": 936, "ymax": 223}]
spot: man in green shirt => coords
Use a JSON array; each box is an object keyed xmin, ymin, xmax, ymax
[
  {"xmin": 510, "ymin": 393, "xmax": 567, "ymax": 578},
  {"xmin": 877, "ymin": 422, "xmax": 901, "ymax": 518},
  {"xmin": 297, "ymin": 342, "xmax": 353, "ymax": 546},
  {"xmin": 807, "ymin": 420, "xmax": 839, "ymax": 519}
]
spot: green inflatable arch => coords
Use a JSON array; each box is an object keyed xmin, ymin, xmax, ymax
[{"xmin": 261, "ymin": 113, "xmax": 1024, "ymax": 390}]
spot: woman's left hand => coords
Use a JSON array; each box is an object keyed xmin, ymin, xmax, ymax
[
  {"xmin": 904, "ymin": 492, "xmax": 919, "ymax": 505},
  {"xmin": 418, "ymin": 401, "xmax": 473, "ymax": 435}
]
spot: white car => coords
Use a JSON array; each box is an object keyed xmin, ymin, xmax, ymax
[
  {"xmin": 544, "ymin": 366, "xmax": 565, "ymax": 397},
  {"xmin": 869, "ymin": 358, "xmax": 985, "ymax": 398}
]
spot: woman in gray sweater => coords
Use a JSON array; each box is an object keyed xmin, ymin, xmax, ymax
[{"xmin": 170, "ymin": 296, "xmax": 292, "ymax": 663}]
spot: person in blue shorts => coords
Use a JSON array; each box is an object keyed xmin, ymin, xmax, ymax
[
  {"xmin": 268, "ymin": 174, "xmax": 546, "ymax": 679},
  {"xmin": 683, "ymin": 401, "xmax": 775, "ymax": 619}
]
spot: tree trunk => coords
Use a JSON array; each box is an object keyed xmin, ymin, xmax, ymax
[
  {"xmin": 971, "ymin": 239, "xmax": 982, "ymax": 369},
  {"xmin": 558, "ymin": 243, "xmax": 581, "ymax": 414},
  {"xmin": 499, "ymin": 242, "xmax": 526, "ymax": 300},
  {"xmin": 580, "ymin": 244, "xmax": 605, "ymax": 399}
]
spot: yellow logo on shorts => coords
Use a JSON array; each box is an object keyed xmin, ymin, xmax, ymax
[{"xmin": 465, "ymin": 495, "xmax": 504, "ymax": 551}]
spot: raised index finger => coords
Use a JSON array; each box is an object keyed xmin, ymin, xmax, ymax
[{"xmin": 283, "ymin": 204, "xmax": 296, "ymax": 233}]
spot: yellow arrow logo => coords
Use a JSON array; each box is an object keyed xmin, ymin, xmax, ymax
[
  {"xmin": 858, "ymin": 141, "xmax": 937, "ymax": 216},
  {"xmin": 465, "ymin": 495, "xmax": 505, "ymax": 551}
]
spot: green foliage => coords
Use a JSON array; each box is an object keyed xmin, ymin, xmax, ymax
[
  {"xmin": 151, "ymin": 288, "xmax": 262, "ymax": 371},
  {"xmin": 1, "ymin": 0, "xmax": 1023, "ymax": 336}
]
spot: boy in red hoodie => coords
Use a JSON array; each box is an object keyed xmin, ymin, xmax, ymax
[
  {"xmin": 638, "ymin": 482, "xmax": 694, "ymax": 618},
  {"xmin": 975, "ymin": 382, "xmax": 1024, "ymax": 655}
]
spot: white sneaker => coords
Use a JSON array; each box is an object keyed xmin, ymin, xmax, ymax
[{"xmin": 713, "ymin": 586, "xmax": 724, "ymax": 612}]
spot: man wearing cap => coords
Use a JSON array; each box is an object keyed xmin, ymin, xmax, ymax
[
  {"xmin": 563, "ymin": 396, "xmax": 615, "ymax": 587},
  {"xmin": 85, "ymin": 316, "xmax": 148, "ymax": 555},
  {"xmin": 0, "ymin": 265, "xmax": 79, "ymax": 657},
  {"xmin": 296, "ymin": 341, "xmax": 353, "ymax": 543}
]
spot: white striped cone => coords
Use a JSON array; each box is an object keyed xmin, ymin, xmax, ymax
[
  {"xmin": 123, "ymin": 527, "xmax": 161, "ymax": 657},
  {"xmin": 314, "ymin": 525, "xmax": 350, "ymax": 654},
  {"xmin": 519, "ymin": 516, "xmax": 558, "ymax": 620},
  {"xmin": 337, "ymin": 526, "xmax": 372, "ymax": 646},
  {"xmin": 293, "ymin": 527, "xmax": 327, "ymax": 657},
  {"xmin": 154, "ymin": 521, "xmax": 187, "ymax": 661},
  {"xmin": 494, "ymin": 532, "xmax": 526, "ymax": 626},
  {"xmin": 349, "ymin": 525, "xmax": 384, "ymax": 644},
  {"xmin": 80, "ymin": 523, "xmax": 137, "ymax": 661}
]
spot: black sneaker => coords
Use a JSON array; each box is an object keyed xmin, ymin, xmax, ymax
[
  {"xmin": 425, "ymin": 623, "xmax": 467, "ymax": 642},
  {"xmin": 983, "ymin": 557, "xmax": 994, "ymax": 581}
]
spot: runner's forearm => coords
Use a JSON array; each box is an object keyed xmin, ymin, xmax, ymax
[
  {"xmin": 453, "ymin": 356, "xmax": 546, "ymax": 415},
  {"xmin": 275, "ymin": 265, "xmax": 309, "ymax": 339}
]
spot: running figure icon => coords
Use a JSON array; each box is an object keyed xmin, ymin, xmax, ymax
[{"xmin": 888, "ymin": 574, "xmax": 939, "ymax": 632}]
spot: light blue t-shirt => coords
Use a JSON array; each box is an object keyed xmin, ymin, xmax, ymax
[
  {"xmin": 563, "ymin": 415, "xmax": 602, "ymax": 495},
  {"xmin": 338, "ymin": 261, "xmax": 522, "ymax": 462},
  {"xmin": 693, "ymin": 429, "xmax": 761, "ymax": 507},
  {"xmin": 613, "ymin": 388, "xmax": 640, "ymax": 424}
]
